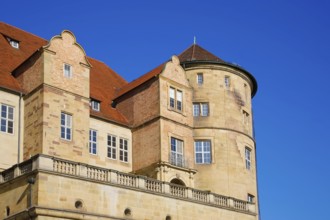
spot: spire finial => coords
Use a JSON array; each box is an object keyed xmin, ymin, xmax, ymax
[{"xmin": 193, "ymin": 36, "xmax": 196, "ymax": 45}]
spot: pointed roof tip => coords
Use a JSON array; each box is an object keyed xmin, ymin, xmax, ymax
[{"xmin": 178, "ymin": 43, "xmax": 225, "ymax": 63}]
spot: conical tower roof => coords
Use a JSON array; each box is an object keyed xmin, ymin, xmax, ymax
[{"xmin": 178, "ymin": 44, "xmax": 224, "ymax": 63}]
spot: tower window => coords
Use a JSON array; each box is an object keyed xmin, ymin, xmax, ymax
[
  {"xmin": 61, "ymin": 112, "xmax": 72, "ymax": 141},
  {"xmin": 169, "ymin": 87, "xmax": 183, "ymax": 111},
  {"xmin": 197, "ymin": 73, "xmax": 203, "ymax": 85},
  {"xmin": 64, "ymin": 63, "xmax": 72, "ymax": 78},
  {"xmin": 243, "ymin": 110, "xmax": 249, "ymax": 125},
  {"xmin": 1, "ymin": 104, "xmax": 14, "ymax": 134},
  {"xmin": 195, "ymin": 140, "xmax": 211, "ymax": 164},
  {"xmin": 247, "ymin": 194, "xmax": 255, "ymax": 203},
  {"xmin": 225, "ymin": 76, "xmax": 230, "ymax": 88},
  {"xmin": 193, "ymin": 103, "xmax": 209, "ymax": 116},
  {"xmin": 245, "ymin": 147, "xmax": 251, "ymax": 170}
]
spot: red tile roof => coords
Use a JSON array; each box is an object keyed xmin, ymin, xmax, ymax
[
  {"xmin": 0, "ymin": 22, "xmax": 48, "ymax": 92},
  {"xmin": 113, "ymin": 63, "xmax": 165, "ymax": 100},
  {"xmin": 88, "ymin": 57, "xmax": 129, "ymax": 125},
  {"xmin": 0, "ymin": 22, "xmax": 130, "ymax": 125},
  {"xmin": 178, "ymin": 44, "xmax": 224, "ymax": 62}
]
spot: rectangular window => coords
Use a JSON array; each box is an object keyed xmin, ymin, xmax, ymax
[
  {"xmin": 195, "ymin": 140, "xmax": 211, "ymax": 164},
  {"xmin": 245, "ymin": 147, "xmax": 251, "ymax": 170},
  {"xmin": 1, "ymin": 104, "xmax": 14, "ymax": 134},
  {"xmin": 193, "ymin": 103, "xmax": 200, "ymax": 116},
  {"xmin": 64, "ymin": 63, "xmax": 72, "ymax": 78},
  {"xmin": 89, "ymin": 129, "xmax": 97, "ymax": 155},
  {"xmin": 170, "ymin": 137, "xmax": 184, "ymax": 167},
  {"xmin": 225, "ymin": 76, "xmax": 230, "ymax": 88},
  {"xmin": 119, "ymin": 138, "xmax": 128, "ymax": 162},
  {"xmin": 107, "ymin": 134, "xmax": 117, "ymax": 159},
  {"xmin": 91, "ymin": 100, "xmax": 100, "ymax": 111},
  {"xmin": 247, "ymin": 194, "xmax": 255, "ymax": 203},
  {"xmin": 197, "ymin": 73, "xmax": 203, "ymax": 85},
  {"xmin": 61, "ymin": 112, "xmax": 72, "ymax": 140},
  {"xmin": 169, "ymin": 87, "xmax": 183, "ymax": 111},
  {"xmin": 193, "ymin": 103, "xmax": 209, "ymax": 116}
]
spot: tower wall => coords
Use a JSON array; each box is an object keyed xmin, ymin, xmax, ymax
[{"xmin": 185, "ymin": 64, "xmax": 257, "ymax": 202}]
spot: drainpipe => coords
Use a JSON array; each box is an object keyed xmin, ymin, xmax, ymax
[{"xmin": 17, "ymin": 92, "xmax": 22, "ymax": 164}]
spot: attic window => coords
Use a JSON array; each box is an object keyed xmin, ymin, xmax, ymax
[
  {"xmin": 91, "ymin": 100, "xmax": 100, "ymax": 111},
  {"xmin": 8, "ymin": 38, "xmax": 19, "ymax": 49}
]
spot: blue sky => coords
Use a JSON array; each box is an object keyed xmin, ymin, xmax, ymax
[{"xmin": 2, "ymin": 1, "xmax": 330, "ymax": 219}]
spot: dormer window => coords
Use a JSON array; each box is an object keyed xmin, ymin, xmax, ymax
[
  {"xmin": 91, "ymin": 100, "xmax": 100, "ymax": 111},
  {"xmin": 7, "ymin": 38, "xmax": 19, "ymax": 49},
  {"xmin": 63, "ymin": 64, "xmax": 72, "ymax": 78}
]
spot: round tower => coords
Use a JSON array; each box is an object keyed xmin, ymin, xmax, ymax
[{"xmin": 179, "ymin": 44, "xmax": 258, "ymax": 203}]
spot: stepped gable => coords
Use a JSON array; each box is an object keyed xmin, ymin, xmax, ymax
[{"xmin": 89, "ymin": 57, "xmax": 129, "ymax": 125}]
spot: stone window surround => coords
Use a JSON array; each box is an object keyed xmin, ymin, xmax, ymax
[
  {"xmin": 193, "ymin": 102, "xmax": 209, "ymax": 117},
  {"xmin": 194, "ymin": 140, "xmax": 212, "ymax": 164},
  {"xmin": 119, "ymin": 138, "xmax": 129, "ymax": 163},
  {"xmin": 0, "ymin": 104, "xmax": 14, "ymax": 135},
  {"xmin": 60, "ymin": 112, "xmax": 72, "ymax": 141},
  {"xmin": 63, "ymin": 63, "xmax": 73, "ymax": 78},
  {"xmin": 89, "ymin": 129, "xmax": 97, "ymax": 155},
  {"xmin": 197, "ymin": 73, "xmax": 203, "ymax": 85},
  {"xmin": 168, "ymin": 86, "xmax": 183, "ymax": 112},
  {"xmin": 107, "ymin": 134, "xmax": 117, "ymax": 160}
]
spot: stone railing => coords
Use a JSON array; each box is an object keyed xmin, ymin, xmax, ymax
[{"xmin": 0, "ymin": 154, "xmax": 256, "ymax": 214}]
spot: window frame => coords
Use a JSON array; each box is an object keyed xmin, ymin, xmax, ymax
[
  {"xmin": 247, "ymin": 194, "xmax": 255, "ymax": 203},
  {"xmin": 1, "ymin": 104, "xmax": 14, "ymax": 134},
  {"xmin": 119, "ymin": 138, "xmax": 128, "ymax": 162},
  {"xmin": 107, "ymin": 134, "xmax": 117, "ymax": 159},
  {"xmin": 193, "ymin": 103, "xmax": 209, "ymax": 117},
  {"xmin": 169, "ymin": 87, "xmax": 183, "ymax": 112},
  {"xmin": 194, "ymin": 140, "xmax": 212, "ymax": 164},
  {"xmin": 245, "ymin": 147, "xmax": 251, "ymax": 170},
  {"xmin": 63, "ymin": 63, "xmax": 72, "ymax": 78},
  {"xmin": 170, "ymin": 137, "xmax": 184, "ymax": 167},
  {"xmin": 197, "ymin": 73, "xmax": 203, "ymax": 85},
  {"xmin": 91, "ymin": 100, "xmax": 100, "ymax": 111},
  {"xmin": 60, "ymin": 112, "xmax": 72, "ymax": 141},
  {"xmin": 10, "ymin": 40, "xmax": 19, "ymax": 49},
  {"xmin": 89, "ymin": 129, "xmax": 97, "ymax": 155}
]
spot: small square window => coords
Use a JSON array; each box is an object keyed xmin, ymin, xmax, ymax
[
  {"xmin": 197, "ymin": 73, "xmax": 203, "ymax": 85},
  {"xmin": 10, "ymin": 40, "xmax": 19, "ymax": 49},
  {"xmin": 91, "ymin": 100, "xmax": 100, "ymax": 111},
  {"xmin": 64, "ymin": 64, "xmax": 72, "ymax": 78},
  {"xmin": 247, "ymin": 194, "xmax": 254, "ymax": 203}
]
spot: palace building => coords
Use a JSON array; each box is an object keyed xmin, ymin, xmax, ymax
[{"xmin": 0, "ymin": 22, "xmax": 259, "ymax": 220}]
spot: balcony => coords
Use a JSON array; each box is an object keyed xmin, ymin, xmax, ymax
[{"xmin": 0, "ymin": 154, "xmax": 256, "ymax": 215}]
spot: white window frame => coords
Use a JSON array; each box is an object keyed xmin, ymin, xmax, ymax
[
  {"xmin": 119, "ymin": 138, "xmax": 128, "ymax": 162},
  {"xmin": 169, "ymin": 87, "xmax": 183, "ymax": 112},
  {"xmin": 61, "ymin": 112, "xmax": 72, "ymax": 141},
  {"xmin": 91, "ymin": 100, "xmax": 100, "ymax": 111},
  {"xmin": 10, "ymin": 40, "xmax": 19, "ymax": 49},
  {"xmin": 1, "ymin": 104, "xmax": 14, "ymax": 134},
  {"xmin": 197, "ymin": 73, "xmax": 203, "ymax": 85},
  {"xmin": 170, "ymin": 137, "xmax": 184, "ymax": 167},
  {"xmin": 247, "ymin": 194, "xmax": 254, "ymax": 203},
  {"xmin": 195, "ymin": 140, "xmax": 211, "ymax": 164},
  {"xmin": 63, "ymin": 63, "xmax": 72, "ymax": 78},
  {"xmin": 107, "ymin": 134, "xmax": 117, "ymax": 159},
  {"xmin": 245, "ymin": 147, "xmax": 251, "ymax": 170},
  {"xmin": 193, "ymin": 103, "xmax": 209, "ymax": 116},
  {"xmin": 89, "ymin": 129, "xmax": 97, "ymax": 155}
]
